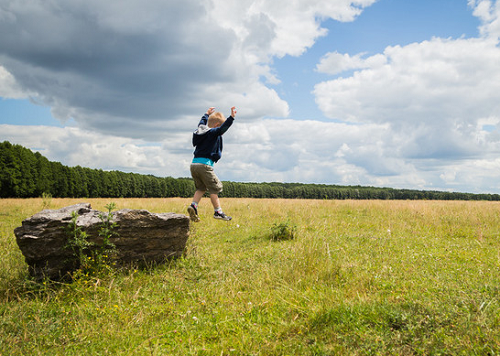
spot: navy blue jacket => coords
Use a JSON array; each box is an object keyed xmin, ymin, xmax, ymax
[{"xmin": 192, "ymin": 114, "xmax": 234, "ymax": 163}]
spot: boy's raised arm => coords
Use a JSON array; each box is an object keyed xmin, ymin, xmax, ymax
[{"xmin": 231, "ymin": 106, "xmax": 237, "ymax": 118}]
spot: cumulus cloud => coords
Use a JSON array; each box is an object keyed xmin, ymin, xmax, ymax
[
  {"xmin": 212, "ymin": 0, "xmax": 377, "ymax": 58},
  {"xmin": 0, "ymin": 0, "xmax": 278, "ymax": 138},
  {"xmin": 0, "ymin": 65, "xmax": 25, "ymax": 98},
  {"xmin": 309, "ymin": 0, "xmax": 500, "ymax": 193},
  {"xmin": 222, "ymin": 119, "xmax": 410, "ymax": 184},
  {"xmin": 316, "ymin": 52, "xmax": 386, "ymax": 75},
  {"xmin": 314, "ymin": 37, "xmax": 500, "ymax": 163},
  {"xmin": 0, "ymin": 123, "xmax": 191, "ymax": 177},
  {"xmin": 315, "ymin": 38, "xmax": 500, "ymax": 126},
  {"xmin": 0, "ymin": 0, "xmax": 377, "ymax": 140},
  {"xmin": 470, "ymin": 0, "xmax": 500, "ymax": 38}
]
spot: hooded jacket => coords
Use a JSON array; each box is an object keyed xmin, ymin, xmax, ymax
[{"xmin": 192, "ymin": 114, "xmax": 234, "ymax": 163}]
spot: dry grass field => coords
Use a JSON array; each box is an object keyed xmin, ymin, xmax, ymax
[{"xmin": 1, "ymin": 197, "xmax": 499, "ymax": 355}]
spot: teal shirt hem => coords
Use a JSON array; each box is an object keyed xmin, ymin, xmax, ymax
[{"xmin": 192, "ymin": 157, "xmax": 214, "ymax": 166}]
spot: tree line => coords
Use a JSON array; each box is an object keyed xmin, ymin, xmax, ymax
[
  {"xmin": 1, "ymin": 141, "xmax": 499, "ymax": 201},
  {"xmin": 0, "ymin": 141, "xmax": 194, "ymax": 198}
]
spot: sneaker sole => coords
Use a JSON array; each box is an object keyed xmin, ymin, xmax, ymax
[{"xmin": 187, "ymin": 206, "xmax": 200, "ymax": 222}]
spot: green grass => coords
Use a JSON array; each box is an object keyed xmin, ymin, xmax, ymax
[{"xmin": 1, "ymin": 198, "xmax": 500, "ymax": 355}]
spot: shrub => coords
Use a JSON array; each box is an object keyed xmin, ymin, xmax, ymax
[{"xmin": 269, "ymin": 221, "xmax": 296, "ymax": 241}]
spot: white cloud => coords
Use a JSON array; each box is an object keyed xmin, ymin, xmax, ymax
[
  {"xmin": 212, "ymin": 0, "xmax": 378, "ymax": 58},
  {"xmin": 470, "ymin": 0, "xmax": 500, "ymax": 38},
  {"xmin": 222, "ymin": 119, "xmax": 412, "ymax": 185},
  {"xmin": 314, "ymin": 37, "xmax": 500, "ymax": 162},
  {"xmin": 0, "ymin": 124, "xmax": 191, "ymax": 177},
  {"xmin": 0, "ymin": 0, "xmax": 377, "ymax": 140},
  {"xmin": 309, "ymin": 0, "xmax": 500, "ymax": 193},
  {"xmin": 0, "ymin": 0, "xmax": 285, "ymax": 136},
  {"xmin": 316, "ymin": 52, "xmax": 386, "ymax": 75},
  {"xmin": 219, "ymin": 119, "xmax": 500, "ymax": 193},
  {"xmin": 0, "ymin": 65, "xmax": 26, "ymax": 98},
  {"xmin": 315, "ymin": 37, "xmax": 500, "ymax": 124}
]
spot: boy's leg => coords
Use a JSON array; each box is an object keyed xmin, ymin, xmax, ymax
[
  {"xmin": 193, "ymin": 190, "xmax": 205, "ymax": 204},
  {"xmin": 189, "ymin": 163, "xmax": 208, "ymax": 222},
  {"xmin": 210, "ymin": 193, "xmax": 221, "ymax": 210}
]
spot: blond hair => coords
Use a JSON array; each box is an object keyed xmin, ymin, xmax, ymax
[{"xmin": 208, "ymin": 112, "xmax": 225, "ymax": 128}]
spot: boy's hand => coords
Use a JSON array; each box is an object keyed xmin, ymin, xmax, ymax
[
  {"xmin": 206, "ymin": 107, "xmax": 215, "ymax": 115},
  {"xmin": 231, "ymin": 106, "xmax": 237, "ymax": 118}
]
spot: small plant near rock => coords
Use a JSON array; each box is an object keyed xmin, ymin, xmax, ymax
[
  {"xmin": 94, "ymin": 202, "xmax": 118, "ymax": 270},
  {"xmin": 66, "ymin": 203, "xmax": 118, "ymax": 280},
  {"xmin": 269, "ymin": 221, "xmax": 296, "ymax": 241},
  {"xmin": 66, "ymin": 211, "xmax": 94, "ymax": 271}
]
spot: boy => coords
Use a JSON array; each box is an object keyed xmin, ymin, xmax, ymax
[{"xmin": 187, "ymin": 106, "xmax": 236, "ymax": 222}]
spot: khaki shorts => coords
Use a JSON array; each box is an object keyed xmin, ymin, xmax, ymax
[{"xmin": 190, "ymin": 163, "xmax": 223, "ymax": 195}]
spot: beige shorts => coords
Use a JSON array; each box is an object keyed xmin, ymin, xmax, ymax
[{"xmin": 190, "ymin": 163, "xmax": 223, "ymax": 195}]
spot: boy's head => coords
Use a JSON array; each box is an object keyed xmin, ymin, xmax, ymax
[{"xmin": 208, "ymin": 112, "xmax": 225, "ymax": 128}]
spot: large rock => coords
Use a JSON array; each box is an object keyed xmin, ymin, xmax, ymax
[{"xmin": 14, "ymin": 203, "xmax": 190, "ymax": 280}]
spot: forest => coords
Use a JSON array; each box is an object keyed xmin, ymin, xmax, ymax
[{"xmin": 1, "ymin": 141, "xmax": 499, "ymax": 201}]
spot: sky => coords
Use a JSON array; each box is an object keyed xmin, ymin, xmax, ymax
[{"xmin": 1, "ymin": 0, "xmax": 500, "ymax": 194}]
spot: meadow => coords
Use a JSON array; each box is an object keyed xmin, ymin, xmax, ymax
[{"xmin": 0, "ymin": 197, "xmax": 499, "ymax": 355}]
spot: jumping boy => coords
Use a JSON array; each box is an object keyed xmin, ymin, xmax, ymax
[{"xmin": 187, "ymin": 106, "xmax": 236, "ymax": 222}]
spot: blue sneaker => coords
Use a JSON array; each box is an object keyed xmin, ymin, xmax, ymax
[{"xmin": 187, "ymin": 204, "xmax": 200, "ymax": 222}]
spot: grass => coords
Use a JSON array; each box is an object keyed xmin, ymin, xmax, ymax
[{"xmin": 1, "ymin": 197, "xmax": 499, "ymax": 355}]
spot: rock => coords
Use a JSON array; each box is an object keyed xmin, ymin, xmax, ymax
[{"xmin": 14, "ymin": 203, "xmax": 190, "ymax": 280}]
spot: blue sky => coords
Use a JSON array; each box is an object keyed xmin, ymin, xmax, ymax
[
  {"xmin": 1, "ymin": 0, "xmax": 500, "ymax": 194},
  {"xmin": 0, "ymin": 98, "xmax": 57, "ymax": 126}
]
